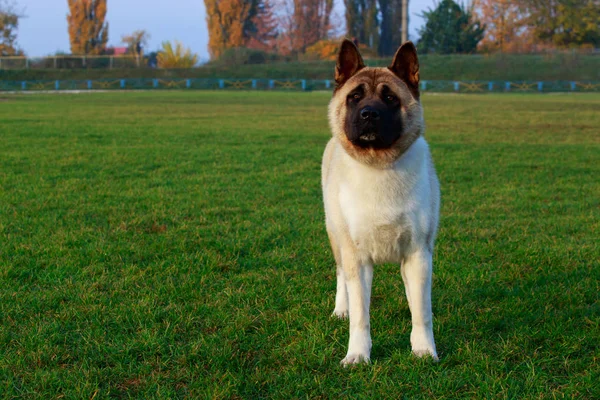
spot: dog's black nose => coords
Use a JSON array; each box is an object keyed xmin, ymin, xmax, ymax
[{"xmin": 360, "ymin": 107, "xmax": 380, "ymax": 121}]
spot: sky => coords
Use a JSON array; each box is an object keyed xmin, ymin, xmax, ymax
[{"xmin": 16, "ymin": 0, "xmax": 434, "ymax": 62}]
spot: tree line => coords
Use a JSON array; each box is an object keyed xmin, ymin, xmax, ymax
[
  {"xmin": 204, "ymin": 0, "xmax": 412, "ymax": 58},
  {"xmin": 0, "ymin": 0, "xmax": 193, "ymax": 66},
  {"xmin": 0, "ymin": 0, "xmax": 598, "ymax": 61},
  {"xmin": 420, "ymin": 0, "xmax": 600, "ymax": 54},
  {"xmin": 208, "ymin": 0, "xmax": 599, "ymax": 57}
]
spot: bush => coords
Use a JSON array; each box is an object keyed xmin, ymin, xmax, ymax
[
  {"xmin": 211, "ymin": 48, "xmax": 285, "ymax": 66},
  {"xmin": 304, "ymin": 40, "xmax": 378, "ymax": 61},
  {"xmin": 304, "ymin": 40, "xmax": 339, "ymax": 61},
  {"xmin": 157, "ymin": 41, "xmax": 198, "ymax": 69}
]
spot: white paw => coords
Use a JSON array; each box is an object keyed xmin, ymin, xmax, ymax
[
  {"xmin": 412, "ymin": 348, "xmax": 439, "ymax": 361},
  {"xmin": 341, "ymin": 353, "xmax": 370, "ymax": 366},
  {"xmin": 411, "ymin": 327, "xmax": 437, "ymax": 361},
  {"xmin": 331, "ymin": 309, "xmax": 348, "ymax": 319}
]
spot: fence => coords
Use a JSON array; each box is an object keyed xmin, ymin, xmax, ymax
[
  {"xmin": 0, "ymin": 55, "xmax": 146, "ymax": 69},
  {"xmin": 1, "ymin": 78, "xmax": 599, "ymax": 92}
]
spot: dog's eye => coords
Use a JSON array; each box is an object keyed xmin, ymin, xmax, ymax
[
  {"xmin": 385, "ymin": 94, "xmax": 398, "ymax": 103},
  {"xmin": 349, "ymin": 93, "xmax": 361, "ymax": 101}
]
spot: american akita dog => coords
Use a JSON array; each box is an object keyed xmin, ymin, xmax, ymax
[{"xmin": 322, "ymin": 39, "xmax": 440, "ymax": 365}]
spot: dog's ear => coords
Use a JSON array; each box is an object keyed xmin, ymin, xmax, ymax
[
  {"xmin": 389, "ymin": 41, "xmax": 420, "ymax": 98},
  {"xmin": 335, "ymin": 39, "xmax": 365, "ymax": 87}
]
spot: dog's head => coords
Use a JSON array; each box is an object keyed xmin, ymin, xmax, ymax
[{"xmin": 328, "ymin": 39, "xmax": 424, "ymax": 167}]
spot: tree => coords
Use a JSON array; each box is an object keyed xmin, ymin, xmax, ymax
[
  {"xmin": 344, "ymin": 0, "xmax": 409, "ymax": 57},
  {"xmin": 289, "ymin": 0, "xmax": 334, "ymax": 54},
  {"xmin": 67, "ymin": 0, "xmax": 109, "ymax": 55},
  {"xmin": 378, "ymin": 0, "xmax": 404, "ymax": 56},
  {"xmin": 475, "ymin": 0, "xmax": 599, "ymax": 52},
  {"xmin": 345, "ymin": 0, "xmax": 379, "ymax": 51},
  {"xmin": 122, "ymin": 30, "xmax": 150, "ymax": 57},
  {"xmin": 473, "ymin": 0, "xmax": 532, "ymax": 53},
  {"xmin": 270, "ymin": 0, "xmax": 333, "ymax": 55},
  {"xmin": 246, "ymin": 0, "xmax": 278, "ymax": 51},
  {"xmin": 0, "ymin": 0, "xmax": 22, "ymax": 56},
  {"xmin": 205, "ymin": 0, "xmax": 258, "ymax": 59},
  {"xmin": 523, "ymin": 0, "xmax": 600, "ymax": 48},
  {"xmin": 418, "ymin": 0, "xmax": 484, "ymax": 54},
  {"xmin": 344, "ymin": 0, "xmax": 362, "ymax": 41},
  {"xmin": 157, "ymin": 41, "xmax": 198, "ymax": 68}
]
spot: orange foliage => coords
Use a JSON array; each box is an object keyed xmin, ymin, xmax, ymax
[
  {"xmin": 274, "ymin": 0, "xmax": 334, "ymax": 55},
  {"xmin": 247, "ymin": 0, "xmax": 278, "ymax": 51},
  {"xmin": 305, "ymin": 39, "xmax": 376, "ymax": 60},
  {"xmin": 205, "ymin": 0, "xmax": 253, "ymax": 59},
  {"xmin": 473, "ymin": 0, "xmax": 543, "ymax": 53},
  {"xmin": 67, "ymin": 0, "xmax": 108, "ymax": 55},
  {"xmin": 305, "ymin": 40, "xmax": 339, "ymax": 60},
  {"xmin": 0, "ymin": 3, "xmax": 21, "ymax": 56}
]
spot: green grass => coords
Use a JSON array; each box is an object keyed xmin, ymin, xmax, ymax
[
  {"xmin": 1, "ymin": 52, "xmax": 599, "ymax": 81},
  {"xmin": 1, "ymin": 91, "xmax": 599, "ymax": 398}
]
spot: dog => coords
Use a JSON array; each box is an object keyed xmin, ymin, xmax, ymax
[{"xmin": 322, "ymin": 39, "xmax": 440, "ymax": 365}]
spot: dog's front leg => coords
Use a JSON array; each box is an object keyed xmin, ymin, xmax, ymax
[
  {"xmin": 402, "ymin": 249, "xmax": 438, "ymax": 360},
  {"xmin": 341, "ymin": 249, "xmax": 373, "ymax": 365}
]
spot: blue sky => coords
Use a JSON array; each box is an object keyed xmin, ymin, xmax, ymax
[{"xmin": 17, "ymin": 0, "xmax": 434, "ymax": 61}]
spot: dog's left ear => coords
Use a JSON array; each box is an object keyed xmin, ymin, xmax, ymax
[{"xmin": 389, "ymin": 41, "xmax": 420, "ymax": 98}]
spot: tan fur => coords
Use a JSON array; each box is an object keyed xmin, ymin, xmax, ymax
[
  {"xmin": 322, "ymin": 43, "xmax": 440, "ymax": 365},
  {"xmin": 328, "ymin": 68, "xmax": 424, "ymax": 168}
]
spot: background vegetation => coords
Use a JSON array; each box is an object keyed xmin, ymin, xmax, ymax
[
  {"xmin": 2, "ymin": 0, "xmax": 599, "ymax": 67},
  {"xmin": 67, "ymin": 0, "xmax": 108, "ymax": 55},
  {"xmin": 1, "ymin": 52, "xmax": 598, "ymax": 81},
  {"xmin": 1, "ymin": 91, "xmax": 598, "ymax": 398}
]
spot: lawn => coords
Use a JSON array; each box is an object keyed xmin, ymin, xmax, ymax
[{"xmin": 0, "ymin": 92, "xmax": 599, "ymax": 398}]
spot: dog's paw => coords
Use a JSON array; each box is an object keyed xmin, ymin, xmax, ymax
[
  {"xmin": 331, "ymin": 308, "xmax": 348, "ymax": 319},
  {"xmin": 412, "ymin": 348, "xmax": 439, "ymax": 361},
  {"xmin": 341, "ymin": 353, "xmax": 370, "ymax": 366},
  {"xmin": 411, "ymin": 328, "xmax": 437, "ymax": 361}
]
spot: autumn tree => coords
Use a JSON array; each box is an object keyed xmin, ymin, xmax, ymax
[
  {"xmin": 273, "ymin": 0, "xmax": 333, "ymax": 55},
  {"xmin": 523, "ymin": 0, "xmax": 600, "ymax": 48},
  {"xmin": 122, "ymin": 30, "xmax": 150, "ymax": 57},
  {"xmin": 247, "ymin": 0, "xmax": 278, "ymax": 50},
  {"xmin": 67, "ymin": 0, "xmax": 109, "ymax": 55},
  {"xmin": 205, "ymin": 0, "xmax": 260, "ymax": 58},
  {"xmin": 290, "ymin": 0, "xmax": 334, "ymax": 53},
  {"xmin": 0, "ymin": 0, "xmax": 22, "ymax": 56},
  {"xmin": 418, "ymin": 0, "xmax": 484, "ymax": 54},
  {"xmin": 475, "ymin": 0, "xmax": 599, "ymax": 52},
  {"xmin": 473, "ymin": 0, "xmax": 535, "ymax": 53}
]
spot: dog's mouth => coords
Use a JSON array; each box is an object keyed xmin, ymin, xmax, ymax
[
  {"xmin": 352, "ymin": 123, "xmax": 384, "ymax": 147},
  {"xmin": 351, "ymin": 130, "xmax": 397, "ymax": 149},
  {"xmin": 359, "ymin": 132, "xmax": 378, "ymax": 142}
]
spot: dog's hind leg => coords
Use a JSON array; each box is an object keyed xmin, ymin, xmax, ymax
[
  {"xmin": 328, "ymin": 231, "xmax": 348, "ymax": 319},
  {"xmin": 402, "ymin": 249, "xmax": 438, "ymax": 360},
  {"xmin": 333, "ymin": 266, "xmax": 349, "ymax": 319}
]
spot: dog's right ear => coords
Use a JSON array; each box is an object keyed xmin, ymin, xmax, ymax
[{"xmin": 335, "ymin": 39, "xmax": 365, "ymax": 87}]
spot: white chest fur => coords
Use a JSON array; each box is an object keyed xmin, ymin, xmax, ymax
[{"xmin": 328, "ymin": 137, "xmax": 436, "ymax": 264}]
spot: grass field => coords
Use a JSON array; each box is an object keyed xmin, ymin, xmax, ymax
[{"xmin": 1, "ymin": 91, "xmax": 599, "ymax": 398}]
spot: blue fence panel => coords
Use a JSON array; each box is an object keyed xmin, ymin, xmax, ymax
[
  {"xmin": 421, "ymin": 80, "xmax": 455, "ymax": 92},
  {"xmin": 1, "ymin": 78, "xmax": 599, "ymax": 92}
]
